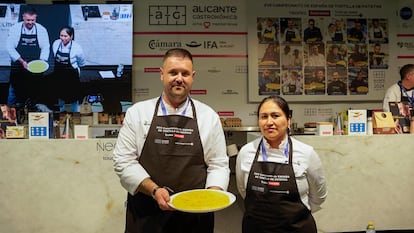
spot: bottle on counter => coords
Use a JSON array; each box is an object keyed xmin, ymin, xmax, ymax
[
  {"xmin": 116, "ymin": 64, "xmax": 124, "ymax": 77},
  {"xmin": 342, "ymin": 109, "xmax": 349, "ymax": 135},
  {"xmin": 334, "ymin": 112, "xmax": 343, "ymax": 135},
  {"xmin": 61, "ymin": 114, "xmax": 74, "ymax": 139},
  {"xmin": 367, "ymin": 117, "xmax": 373, "ymax": 135},
  {"xmin": 366, "ymin": 221, "xmax": 376, "ymax": 233},
  {"xmin": 83, "ymin": 6, "xmax": 89, "ymax": 21},
  {"xmin": 53, "ymin": 120, "xmax": 61, "ymax": 139}
]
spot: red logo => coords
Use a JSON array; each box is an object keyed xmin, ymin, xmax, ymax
[
  {"xmin": 174, "ymin": 134, "xmax": 184, "ymax": 138},
  {"xmin": 268, "ymin": 181, "xmax": 280, "ymax": 186}
]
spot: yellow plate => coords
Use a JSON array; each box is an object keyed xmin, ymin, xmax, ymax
[
  {"xmin": 266, "ymin": 83, "xmax": 280, "ymax": 90},
  {"xmin": 168, "ymin": 189, "xmax": 236, "ymax": 213},
  {"xmin": 348, "ymin": 37, "xmax": 360, "ymax": 42},
  {"xmin": 27, "ymin": 60, "xmax": 49, "ymax": 73},
  {"xmin": 305, "ymin": 82, "xmax": 325, "ymax": 90},
  {"xmin": 259, "ymin": 60, "xmax": 278, "ymax": 66},
  {"xmin": 357, "ymin": 86, "xmax": 369, "ymax": 92},
  {"xmin": 354, "ymin": 61, "xmax": 368, "ymax": 67},
  {"xmin": 336, "ymin": 60, "xmax": 346, "ymax": 66}
]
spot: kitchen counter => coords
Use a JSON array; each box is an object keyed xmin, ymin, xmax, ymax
[{"xmin": 0, "ymin": 135, "xmax": 413, "ymax": 233}]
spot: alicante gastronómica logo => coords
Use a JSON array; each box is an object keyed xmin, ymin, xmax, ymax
[{"xmin": 400, "ymin": 7, "xmax": 413, "ymax": 20}]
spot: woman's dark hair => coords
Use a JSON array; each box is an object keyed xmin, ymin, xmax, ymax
[
  {"xmin": 257, "ymin": 95, "xmax": 291, "ymax": 119},
  {"xmin": 60, "ymin": 26, "xmax": 75, "ymax": 40}
]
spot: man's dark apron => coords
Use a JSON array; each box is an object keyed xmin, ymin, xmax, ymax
[
  {"xmin": 243, "ymin": 137, "xmax": 317, "ymax": 233},
  {"xmin": 10, "ymin": 24, "xmax": 41, "ymax": 104},
  {"xmin": 399, "ymin": 85, "xmax": 412, "ymax": 108},
  {"xmin": 398, "ymin": 83, "xmax": 413, "ymax": 133},
  {"xmin": 373, "ymin": 29, "xmax": 383, "ymax": 39},
  {"xmin": 285, "ymin": 30, "xmax": 296, "ymax": 42},
  {"xmin": 53, "ymin": 41, "xmax": 81, "ymax": 103},
  {"xmin": 288, "ymin": 83, "xmax": 296, "ymax": 93},
  {"xmin": 333, "ymin": 30, "xmax": 343, "ymax": 42},
  {"xmin": 125, "ymin": 97, "xmax": 214, "ymax": 233}
]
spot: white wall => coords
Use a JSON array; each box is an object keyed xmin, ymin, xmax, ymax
[{"xmin": 23, "ymin": 0, "xmax": 414, "ymax": 127}]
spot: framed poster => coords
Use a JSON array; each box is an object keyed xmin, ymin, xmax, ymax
[{"xmin": 247, "ymin": 1, "xmax": 393, "ymax": 102}]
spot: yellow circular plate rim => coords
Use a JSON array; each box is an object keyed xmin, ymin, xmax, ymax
[
  {"xmin": 168, "ymin": 189, "xmax": 236, "ymax": 213},
  {"xmin": 27, "ymin": 60, "xmax": 49, "ymax": 74}
]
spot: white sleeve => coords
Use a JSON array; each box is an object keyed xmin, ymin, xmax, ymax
[
  {"xmin": 6, "ymin": 23, "xmax": 21, "ymax": 62},
  {"xmin": 235, "ymin": 147, "xmax": 248, "ymax": 199},
  {"xmin": 306, "ymin": 150, "xmax": 327, "ymax": 212},
  {"xmin": 383, "ymin": 85, "xmax": 399, "ymax": 112},
  {"xmin": 37, "ymin": 24, "xmax": 50, "ymax": 61},
  {"xmin": 113, "ymin": 106, "xmax": 150, "ymax": 195},
  {"xmin": 73, "ymin": 42, "xmax": 86, "ymax": 68},
  {"xmin": 235, "ymin": 141, "xmax": 257, "ymax": 199},
  {"xmin": 199, "ymin": 106, "xmax": 230, "ymax": 191}
]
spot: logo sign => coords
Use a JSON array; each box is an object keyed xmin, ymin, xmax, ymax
[
  {"xmin": 149, "ymin": 5, "xmax": 186, "ymax": 25},
  {"xmin": 400, "ymin": 7, "xmax": 413, "ymax": 20}
]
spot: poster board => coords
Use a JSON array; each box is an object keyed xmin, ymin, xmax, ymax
[{"xmin": 247, "ymin": 1, "xmax": 395, "ymax": 102}]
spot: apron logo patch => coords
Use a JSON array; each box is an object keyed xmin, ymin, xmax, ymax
[
  {"xmin": 154, "ymin": 139, "xmax": 169, "ymax": 144},
  {"xmin": 268, "ymin": 181, "xmax": 280, "ymax": 186},
  {"xmin": 251, "ymin": 185, "xmax": 264, "ymax": 192},
  {"xmin": 174, "ymin": 133, "xmax": 184, "ymax": 138}
]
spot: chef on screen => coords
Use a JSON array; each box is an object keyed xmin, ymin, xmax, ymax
[{"xmin": 6, "ymin": 5, "xmax": 50, "ymax": 107}]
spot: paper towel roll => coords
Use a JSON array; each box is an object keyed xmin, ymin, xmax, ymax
[{"xmin": 226, "ymin": 144, "xmax": 239, "ymax": 157}]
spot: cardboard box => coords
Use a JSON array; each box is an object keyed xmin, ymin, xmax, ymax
[
  {"xmin": 74, "ymin": 125, "xmax": 91, "ymax": 139},
  {"xmin": 348, "ymin": 110, "xmax": 367, "ymax": 135},
  {"xmin": 389, "ymin": 102, "xmax": 410, "ymax": 133},
  {"xmin": 6, "ymin": 126, "xmax": 26, "ymax": 139},
  {"xmin": 316, "ymin": 122, "xmax": 333, "ymax": 136},
  {"xmin": 372, "ymin": 112, "xmax": 395, "ymax": 134},
  {"xmin": 28, "ymin": 112, "xmax": 52, "ymax": 139}
]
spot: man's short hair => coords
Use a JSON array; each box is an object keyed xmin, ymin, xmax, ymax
[
  {"xmin": 22, "ymin": 5, "xmax": 37, "ymax": 15},
  {"xmin": 400, "ymin": 64, "xmax": 414, "ymax": 80}
]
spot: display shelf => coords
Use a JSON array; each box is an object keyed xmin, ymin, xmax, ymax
[{"xmin": 223, "ymin": 126, "xmax": 259, "ymax": 132}]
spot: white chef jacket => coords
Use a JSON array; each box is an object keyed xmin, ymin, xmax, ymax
[
  {"xmin": 308, "ymin": 53, "xmax": 325, "ymax": 67},
  {"xmin": 6, "ymin": 22, "xmax": 50, "ymax": 62},
  {"xmin": 383, "ymin": 83, "xmax": 414, "ymax": 112},
  {"xmin": 113, "ymin": 96, "xmax": 230, "ymax": 195},
  {"xmin": 236, "ymin": 136, "xmax": 327, "ymax": 212},
  {"xmin": 52, "ymin": 39, "xmax": 86, "ymax": 72}
]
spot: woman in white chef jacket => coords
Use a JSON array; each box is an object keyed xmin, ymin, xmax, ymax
[
  {"xmin": 236, "ymin": 95, "xmax": 327, "ymax": 233},
  {"xmin": 52, "ymin": 26, "xmax": 86, "ymax": 112}
]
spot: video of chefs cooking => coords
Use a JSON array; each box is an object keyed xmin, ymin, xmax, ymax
[{"xmin": 0, "ymin": 3, "xmax": 133, "ymax": 114}]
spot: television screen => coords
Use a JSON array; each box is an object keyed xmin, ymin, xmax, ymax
[{"xmin": 0, "ymin": 3, "xmax": 133, "ymax": 114}]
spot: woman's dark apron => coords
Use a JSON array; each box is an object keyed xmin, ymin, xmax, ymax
[
  {"xmin": 125, "ymin": 97, "xmax": 214, "ymax": 233},
  {"xmin": 10, "ymin": 24, "xmax": 41, "ymax": 104},
  {"xmin": 288, "ymin": 83, "xmax": 296, "ymax": 93},
  {"xmin": 53, "ymin": 41, "xmax": 81, "ymax": 103},
  {"xmin": 242, "ymin": 137, "xmax": 317, "ymax": 233}
]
